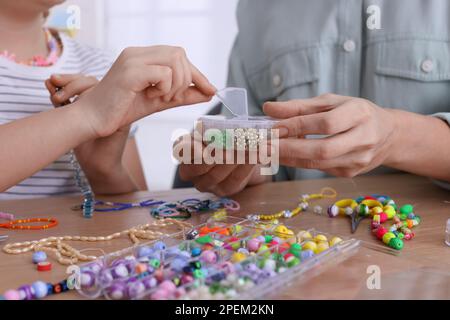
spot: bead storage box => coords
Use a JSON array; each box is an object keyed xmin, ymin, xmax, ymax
[
  {"xmin": 77, "ymin": 216, "xmax": 360, "ymax": 300},
  {"xmin": 198, "ymin": 88, "xmax": 278, "ymax": 150}
]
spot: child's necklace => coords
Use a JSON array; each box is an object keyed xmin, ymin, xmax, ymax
[{"xmin": 0, "ymin": 28, "xmax": 60, "ymax": 67}]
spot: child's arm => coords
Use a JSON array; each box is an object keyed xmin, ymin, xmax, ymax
[{"xmin": 0, "ymin": 46, "xmax": 215, "ymax": 192}]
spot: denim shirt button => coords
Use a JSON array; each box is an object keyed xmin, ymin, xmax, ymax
[
  {"xmin": 421, "ymin": 59, "xmax": 434, "ymax": 73},
  {"xmin": 272, "ymin": 73, "xmax": 282, "ymax": 88},
  {"xmin": 343, "ymin": 39, "xmax": 356, "ymax": 52}
]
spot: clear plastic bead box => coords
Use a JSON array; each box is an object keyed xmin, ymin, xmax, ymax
[{"xmin": 77, "ymin": 216, "xmax": 361, "ymax": 300}]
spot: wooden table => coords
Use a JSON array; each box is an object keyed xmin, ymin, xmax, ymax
[{"xmin": 1, "ymin": 173, "xmax": 449, "ymax": 299}]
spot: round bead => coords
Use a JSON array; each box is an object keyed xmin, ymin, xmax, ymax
[
  {"xmin": 314, "ymin": 234, "xmax": 328, "ymax": 243},
  {"xmin": 302, "ymin": 241, "xmax": 317, "ymax": 252},
  {"xmin": 136, "ymin": 246, "xmax": 153, "ymax": 258},
  {"xmin": 191, "ymin": 247, "xmax": 202, "ymax": 257},
  {"xmin": 247, "ymin": 238, "xmax": 261, "ymax": 252},
  {"xmin": 384, "ymin": 205, "xmax": 396, "ymax": 219},
  {"xmin": 296, "ymin": 230, "xmax": 312, "ymax": 241},
  {"xmin": 378, "ymin": 212, "xmax": 388, "ymax": 223},
  {"xmin": 375, "ymin": 227, "xmax": 387, "ymax": 239},
  {"xmin": 400, "ymin": 204, "xmax": 413, "ymax": 215},
  {"xmin": 357, "ymin": 204, "xmax": 369, "ymax": 216},
  {"xmin": 32, "ymin": 251, "xmax": 47, "ymax": 264},
  {"xmin": 371, "ymin": 206, "xmax": 383, "ymax": 215},
  {"xmin": 382, "ymin": 232, "xmax": 396, "ymax": 245},
  {"xmin": 80, "ymin": 270, "xmax": 96, "ymax": 288},
  {"xmin": 231, "ymin": 252, "xmax": 247, "ymax": 263},
  {"xmin": 152, "ymin": 241, "xmax": 166, "ymax": 251},
  {"xmin": 327, "ymin": 205, "xmax": 339, "ymax": 218},
  {"xmin": 106, "ymin": 281, "xmax": 127, "ymax": 300},
  {"xmin": 159, "ymin": 280, "xmax": 177, "ymax": 293},
  {"xmin": 300, "ymin": 250, "xmax": 314, "ymax": 261},
  {"xmin": 262, "ymin": 259, "xmax": 277, "ymax": 272},
  {"xmin": 388, "ymin": 237, "xmax": 404, "ymax": 250},
  {"xmin": 315, "ymin": 242, "xmax": 329, "ymax": 254},
  {"xmin": 329, "ymin": 237, "xmax": 343, "ymax": 247},
  {"xmin": 3, "ymin": 289, "xmax": 20, "ymax": 300},
  {"xmin": 200, "ymin": 250, "xmax": 217, "ymax": 264},
  {"xmin": 287, "ymin": 257, "xmax": 300, "ymax": 268}
]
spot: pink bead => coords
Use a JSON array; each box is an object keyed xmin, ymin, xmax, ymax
[
  {"xmin": 4, "ymin": 289, "xmax": 21, "ymax": 300},
  {"xmin": 181, "ymin": 274, "xmax": 194, "ymax": 285},
  {"xmin": 174, "ymin": 287, "xmax": 186, "ymax": 298},
  {"xmin": 151, "ymin": 289, "xmax": 169, "ymax": 300},
  {"xmin": 159, "ymin": 280, "xmax": 176, "ymax": 293},
  {"xmin": 379, "ymin": 212, "xmax": 388, "ymax": 223},
  {"xmin": 219, "ymin": 261, "xmax": 235, "ymax": 274},
  {"xmin": 200, "ymin": 250, "xmax": 217, "ymax": 264},
  {"xmin": 247, "ymin": 238, "xmax": 261, "ymax": 252}
]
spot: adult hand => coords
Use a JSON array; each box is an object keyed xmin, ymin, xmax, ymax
[{"xmin": 263, "ymin": 94, "xmax": 397, "ymax": 178}]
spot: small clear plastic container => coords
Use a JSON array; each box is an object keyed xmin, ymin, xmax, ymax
[
  {"xmin": 77, "ymin": 217, "xmax": 360, "ymax": 300},
  {"xmin": 198, "ymin": 88, "xmax": 278, "ymax": 150}
]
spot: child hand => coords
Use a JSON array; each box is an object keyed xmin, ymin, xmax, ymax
[
  {"xmin": 46, "ymin": 74, "xmax": 137, "ymax": 194},
  {"xmin": 77, "ymin": 46, "xmax": 216, "ymax": 138}
]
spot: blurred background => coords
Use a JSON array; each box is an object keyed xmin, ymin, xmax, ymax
[{"xmin": 46, "ymin": 0, "xmax": 239, "ymax": 190}]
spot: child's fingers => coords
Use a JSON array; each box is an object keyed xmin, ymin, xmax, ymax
[
  {"xmin": 44, "ymin": 79, "xmax": 57, "ymax": 95},
  {"xmin": 51, "ymin": 76, "xmax": 98, "ymax": 105},
  {"xmin": 49, "ymin": 73, "xmax": 84, "ymax": 87},
  {"xmin": 156, "ymin": 87, "xmax": 213, "ymax": 112},
  {"xmin": 189, "ymin": 63, "xmax": 216, "ymax": 96}
]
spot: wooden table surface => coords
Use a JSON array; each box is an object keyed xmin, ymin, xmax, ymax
[{"xmin": 0, "ymin": 173, "xmax": 449, "ymax": 299}]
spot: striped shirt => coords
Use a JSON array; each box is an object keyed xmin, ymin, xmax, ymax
[{"xmin": 0, "ymin": 32, "xmax": 113, "ymax": 200}]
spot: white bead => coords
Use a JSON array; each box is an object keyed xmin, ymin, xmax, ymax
[
  {"xmin": 343, "ymin": 39, "xmax": 356, "ymax": 52},
  {"xmin": 421, "ymin": 59, "xmax": 433, "ymax": 73}
]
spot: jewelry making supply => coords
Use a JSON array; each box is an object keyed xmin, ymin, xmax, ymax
[
  {"xmin": 2, "ymin": 218, "xmax": 192, "ymax": 265},
  {"xmin": 69, "ymin": 150, "xmax": 95, "ymax": 218},
  {"xmin": 32, "ymin": 251, "xmax": 47, "ymax": 264},
  {"xmin": 151, "ymin": 198, "xmax": 240, "ymax": 220},
  {"xmin": 72, "ymin": 198, "xmax": 166, "ymax": 212},
  {"xmin": 247, "ymin": 187, "xmax": 337, "ymax": 221},
  {"xmin": 0, "ymin": 218, "xmax": 58, "ymax": 230},
  {"xmin": 0, "ymin": 211, "xmax": 14, "ymax": 220},
  {"xmin": 37, "ymin": 261, "xmax": 52, "ymax": 272},
  {"xmin": 1, "ymin": 278, "xmax": 71, "ymax": 300},
  {"xmin": 328, "ymin": 195, "xmax": 421, "ymax": 250}
]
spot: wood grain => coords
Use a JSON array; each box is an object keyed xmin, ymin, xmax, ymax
[{"xmin": 0, "ymin": 173, "xmax": 449, "ymax": 299}]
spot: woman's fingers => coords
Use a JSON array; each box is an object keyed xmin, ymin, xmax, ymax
[
  {"xmin": 212, "ymin": 164, "xmax": 255, "ymax": 196},
  {"xmin": 50, "ymin": 76, "xmax": 98, "ymax": 106},
  {"xmin": 263, "ymin": 94, "xmax": 350, "ymax": 119},
  {"xmin": 48, "ymin": 73, "xmax": 83, "ymax": 87},
  {"xmin": 273, "ymin": 100, "xmax": 365, "ymax": 138}
]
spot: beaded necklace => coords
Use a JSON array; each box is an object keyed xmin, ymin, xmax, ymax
[
  {"xmin": 0, "ymin": 28, "xmax": 60, "ymax": 67},
  {"xmin": 2, "ymin": 218, "xmax": 192, "ymax": 265},
  {"xmin": 246, "ymin": 187, "xmax": 337, "ymax": 221}
]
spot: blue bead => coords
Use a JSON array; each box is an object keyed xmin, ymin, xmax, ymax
[
  {"xmin": 152, "ymin": 241, "xmax": 166, "ymax": 251},
  {"xmin": 46, "ymin": 283, "xmax": 53, "ymax": 295},
  {"xmin": 136, "ymin": 246, "xmax": 153, "ymax": 258},
  {"xmin": 191, "ymin": 247, "xmax": 201, "ymax": 257},
  {"xmin": 32, "ymin": 251, "xmax": 47, "ymax": 264},
  {"xmin": 300, "ymin": 250, "xmax": 314, "ymax": 261},
  {"xmin": 171, "ymin": 258, "xmax": 187, "ymax": 272},
  {"xmin": 32, "ymin": 281, "xmax": 48, "ymax": 299}
]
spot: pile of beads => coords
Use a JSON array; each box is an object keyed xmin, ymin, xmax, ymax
[
  {"xmin": 247, "ymin": 187, "xmax": 337, "ymax": 221},
  {"xmin": 74, "ymin": 217, "xmax": 357, "ymax": 300},
  {"xmin": 2, "ymin": 218, "xmax": 192, "ymax": 265},
  {"xmin": 328, "ymin": 195, "xmax": 421, "ymax": 250},
  {"xmin": 150, "ymin": 198, "xmax": 240, "ymax": 220}
]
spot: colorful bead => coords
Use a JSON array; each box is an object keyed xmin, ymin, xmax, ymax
[
  {"xmin": 329, "ymin": 236, "xmax": 343, "ymax": 246},
  {"xmin": 32, "ymin": 251, "xmax": 47, "ymax": 264},
  {"xmin": 382, "ymin": 232, "xmax": 396, "ymax": 245},
  {"xmin": 302, "ymin": 241, "xmax": 317, "ymax": 252},
  {"xmin": 3, "ymin": 289, "xmax": 20, "ymax": 300}
]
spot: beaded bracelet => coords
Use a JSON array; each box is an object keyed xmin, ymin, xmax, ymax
[
  {"xmin": 150, "ymin": 198, "xmax": 240, "ymax": 220},
  {"xmin": 71, "ymin": 198, "xmax": 166, "ymax": 212},
  {"xmin": 0, "ymin": 218, "xmax": 58, "ymax": 230},
  {"xmin": 327, "ymin": 195, "xmax": 421, "ymax": 250},
  {"xmin": 1, "ymin": 278, "xmax": 72, "ymax": 300},
  {"xmin": 247, "ymin": 187, "xmax": 337, "ymax": 221}
]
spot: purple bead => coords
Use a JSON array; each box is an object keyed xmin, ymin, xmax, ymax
[
  {"xmin": 300, "ymin": 249, "xmax": 315, "ymax": 261},
  {"xmin": 18, "ymin": 285, "xmax": 33, "ymax": 300},
  {"xmin": 80, "ymin": 270, "xmax": 96, "ymax": 288},
  {"xmin": 98, "ymin": 269, "xmax": 114, "ymax": 286},
  {"xmin": 142, "ymin": 276, "xmax": 157, "ymax": 289},
  {"xmin": 171, "ymin": 258, "xmax": 187, "ymax": 272},
  {"xmin": 165, "ymin": 246, "xmax": 181, "ymax": 259},
  {"xmin": 244, "ymin": 263, "xmax": 258, "ymax": 272},
  {"xmin": 84, "ymin": 261, "xmax": 104, "ymax": 274},
  {"xmin": 127, "ymin": 280, "xmax": 146, "ymax": 299},
  {"xmin": 106, "ymin": 281, "xmax": 128, "ymax": 300},
  {"xmin": 152, "ymin": 241, "xmax": 166, "ymax": 251},
  {"xmin": 137, "ymin": 246, "xmax": 153, "ymax": 258}
]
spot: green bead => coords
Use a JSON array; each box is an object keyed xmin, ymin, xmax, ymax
[
  {"xmin": 388, "ymin": 237, "xmax": 404, "ymax": 250},
  {"xmin": 264, "ymin": 235, "xmax": 273, "ymax": 243},
  {"xmin": 397, "ymin": 233, "xmax": 404, "ymax": 240},
  {"xmin": 195, "ymin": 235, "xmax": 213, "ymax": 245},
  {"xmin": 399, "ymin": 213, "xmax": 408, "ymax": 220},
  {"xmin": 415, "ymin": 216, "xmax": 421, "ymax": 223},
  {"xmin": 400, "ymin": 204, "xmax": 413, "ymax": 215},
  {"xmin": 287, "ymin": 257, "xmax": 300, "ymax": 268},
  {"xmin": 149, "ymin": 258, "xmax": 160, "ymax": 268},
  {"xmin": 193, "ymin": 269, "xmax": 205, "ymax": 279},
  {"xmin": 290, "ymin": 243, "xmax": 302, "ymax": 251}
]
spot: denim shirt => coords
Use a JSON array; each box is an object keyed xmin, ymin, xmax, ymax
[{"xmin": 224, "ymin": 0, "xmax": 450, "ymax": 188}]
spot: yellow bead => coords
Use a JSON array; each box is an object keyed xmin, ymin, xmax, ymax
[
  {"xmin": 314, "ymin": 234, "xmax": 328, "ymax": 243},
  {"xmin": 329, "ymin": 236, "xmax": 343, "ymax": 246},
  {"xmin": 371, "ymin": 206, "xmax": 383, "ymax": 215},
  {"xmin": 297, "ymin": 230, "xmax": 312, "ymax": 242},
  {"xmin": 231, "ymin": 252, "xmax": 247, "ymax": 263},
  {"xmin": 302, "ymin": 241, "xmax": 317, "ymax": 252},
  {"xmin": 382, "ymin": 232, "xmax": 396, "ymax": 245},
  {"xmin": 315, "ymin": 241, "xmax": 329, "ymax": 254},
  {"xmin": 383, "ymin": 205, "xmax": 396, "ymax": 219}
]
